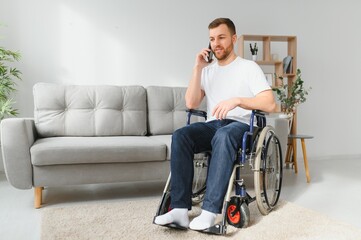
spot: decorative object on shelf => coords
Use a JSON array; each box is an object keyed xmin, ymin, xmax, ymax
[
  {"xmin": 249, "ymin": 43, "xmax": 258, "ymax": 61},
  {"xmin": 273, "ymin": 69, "xmax": 311, "ymax": 117},
  {"xmin": 0, "ymin": 44, "xmax": 22, "ymax": 120},
  {"xmin": 283, "ymin": 55, "xmax": 293, "ymax": 73}
]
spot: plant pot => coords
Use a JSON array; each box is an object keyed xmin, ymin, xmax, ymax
[
  {"xmin": 278, "ymin": 112, "xmax": 294, "ymax": 135},
  {"xmin": 252, "ymin": 55, "xmax": 257, "ymax": 61},
  {"xmin": 279, "ymin": 113, "xmax": 292, "ymax": 119}
]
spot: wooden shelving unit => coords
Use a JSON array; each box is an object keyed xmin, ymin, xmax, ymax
[{"xmin": 238, "ymin": 34, "xmax": 298, "ymax": 135}]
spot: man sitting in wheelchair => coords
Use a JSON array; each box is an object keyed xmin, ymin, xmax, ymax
[{"xmin": 154, "ymin": 17, "xmax": 277, "ymax": 232}]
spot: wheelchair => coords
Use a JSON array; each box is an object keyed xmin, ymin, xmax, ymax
[{"xmin": 153, "ymin": 109, "xmax": 283, "ymax": 235}]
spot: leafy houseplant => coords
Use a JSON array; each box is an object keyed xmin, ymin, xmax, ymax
[
  {"xmin": 273, "ymin": 69, "xmax": 311, "ymax": 115},
  {"xmin": 0, "ymin": 46, "xmax": 21, "ymax": 120}
]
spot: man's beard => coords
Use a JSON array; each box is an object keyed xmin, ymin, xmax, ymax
[{"xmin": 214, "ymin": 44, "xmax": 233, "ymax": 61}]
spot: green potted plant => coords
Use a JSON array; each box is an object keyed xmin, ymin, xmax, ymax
[
  {"xmin": 273, "ymin": 69, "xmax": 311, "ymax": 117},
  {"xmin": 250, "ymin": 43, "xmax": 258, "ymax": 61},
  {"xmin": 0, "ymin": 46, "xmax": 21, "ymax": 120}
]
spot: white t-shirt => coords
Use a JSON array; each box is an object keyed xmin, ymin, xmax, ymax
[{"xmin": 201, "ymin": 56, "xmax": 270, "ymax": 124}]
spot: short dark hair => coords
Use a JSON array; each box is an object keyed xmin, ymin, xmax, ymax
[{"xmin": 208, "ymin": 18, "xmax": 236, "ymax": 35}]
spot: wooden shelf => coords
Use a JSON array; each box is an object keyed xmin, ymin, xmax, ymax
[
  {"xmin": 240, "ymin": 34, "xmax": 296, "ymax": 42},
  {"xmin": 255, "ymin": 60, "xmax": 282, "ymax": 65},
  {"xmin": 283, "ymin": 73, "xmax": 296, "ymax": 77}
]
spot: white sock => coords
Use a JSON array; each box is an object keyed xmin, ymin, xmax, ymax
[
  {"xmin": 189, "ymin": 210, "xmax": 217, "ymax": 230},
  {"xmin": 154, "ymin": 208, "xmax": 189, "ymax": 228}
]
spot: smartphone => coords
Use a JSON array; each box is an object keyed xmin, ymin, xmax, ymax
[{"xmin": 207, "ymin": 43, "xmax": 213, "ymax": 63}]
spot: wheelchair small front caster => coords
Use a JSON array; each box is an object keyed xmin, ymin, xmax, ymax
[{"xmin": 226, "ymin": 196, "xmax": 250, "ymax": 228}]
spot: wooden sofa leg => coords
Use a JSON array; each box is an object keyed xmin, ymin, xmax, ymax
[{"xmin": 34, "ymin": 187, "xmax": 43, "ymax": 209}]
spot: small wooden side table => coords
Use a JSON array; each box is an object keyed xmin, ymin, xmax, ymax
[{"xmin": 285, "ymin": 134, "xmax": 314, "ymax": 183}]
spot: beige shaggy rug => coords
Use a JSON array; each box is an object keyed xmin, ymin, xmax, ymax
[{"xmin": 41, "ymin": 197, "xmax": 361, "ymax": 240}]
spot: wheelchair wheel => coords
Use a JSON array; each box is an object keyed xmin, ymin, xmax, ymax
[
  {"xmin": 191, "ymin": 154, "xmax": 208, "ymax": 205},
  {"xmin": 254, "ymin": 126, "xmax": 283, "ymax": 215},
  {"xmin": 226, "ymin": 196, "xmax": 250, "ymax": 228}
]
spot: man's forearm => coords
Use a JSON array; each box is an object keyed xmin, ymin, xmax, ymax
[
  {"xmin": 237, "ymin": 91, "xmax": 276, "ymax": 113},
  {"xmin": 185, "ymin": 66, "xmax": 204, "ymax": 109},
  {"xmin": 212, "ymin": 92, "xmax": 275, "ymax": 120}
]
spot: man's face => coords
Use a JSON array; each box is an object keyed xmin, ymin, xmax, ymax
[{"xmin": 209, "ymin": 24, "xmax": 236, "ymax": 61}]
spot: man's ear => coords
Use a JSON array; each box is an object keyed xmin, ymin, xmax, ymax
[{"xmin": 232, "ymin": 34, "xmax": 237, "ymax": 44}]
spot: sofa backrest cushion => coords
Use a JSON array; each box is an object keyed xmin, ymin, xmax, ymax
[
  {"xmin": 146, "ymin": 86, "xmax": 207, "ymax": 135},
  {"xmin": 33, "ymin": 83, "xmax": 147, "ymax": 137}
]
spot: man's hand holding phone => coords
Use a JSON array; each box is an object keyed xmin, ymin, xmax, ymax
[{"xmin": 194, "ymin": 44, "xmax": 213, "ymax": 69}]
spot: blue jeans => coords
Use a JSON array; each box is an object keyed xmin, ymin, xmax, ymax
[{"xmin": 170, "ymin": 119, "xmax": 250, "ymax": 214}]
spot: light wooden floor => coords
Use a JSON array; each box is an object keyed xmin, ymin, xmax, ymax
[{"xmin": 1, "ymin": 157, "xmax": 361, "ymax": 239}]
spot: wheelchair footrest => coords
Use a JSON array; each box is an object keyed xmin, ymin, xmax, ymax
[
  {"xmin": 199, "ymin": 223, "xmax": 227, "ymax": 235},
  {"xmin": 152, "ymin": 217, "xmax": 188, "ymax": 231}
]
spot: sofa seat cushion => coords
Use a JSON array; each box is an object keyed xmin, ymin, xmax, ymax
[
  {"xmin": 148, "ymin": 135, "xmax": 172, "ymax": 160},
  {"xmin": 31, "ymin": 136, "xmax": 166, "ymax": 166}
]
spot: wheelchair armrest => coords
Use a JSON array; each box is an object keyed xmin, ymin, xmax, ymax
[
  {"xmin": 251, "ymin": 110, "xmax": 268, "ymax": 129},
  {"xmin": 252, "ymin": 109, "xmax": 268, "ymax": 116},
  {"xmin": 186, "ymin": 109, "xmax": 207, "ymax": 118},
  {"xmin": 186, "ymin": 109, "xmax": 207, "ymax": 125}
]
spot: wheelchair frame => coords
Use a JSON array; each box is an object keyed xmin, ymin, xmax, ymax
[{"xmin": 154, "ymin": 110, "xmax": 283, "ymax": 235}]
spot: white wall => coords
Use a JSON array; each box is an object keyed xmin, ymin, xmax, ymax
[{"xmin": 1, "ymin": 0, "xmax": 361, "ymax": 171}]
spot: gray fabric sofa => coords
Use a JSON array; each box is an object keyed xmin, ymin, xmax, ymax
[
  {"xmin": 1, "ymin": 83, "xmax": 206, "ymax": 208},
  {"xmin": 1, "ymin": 83, "xmax": 288, "ymax": 208}
]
